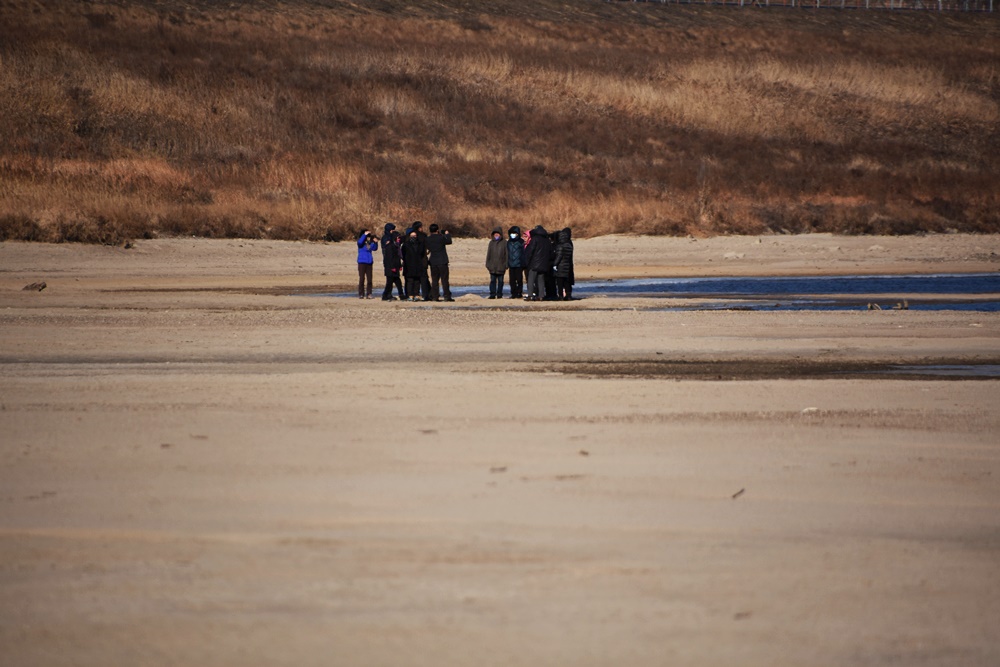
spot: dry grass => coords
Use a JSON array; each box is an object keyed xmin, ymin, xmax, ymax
[{"xmin": 0, "ymin": 0, "xmax": 997, "ymax": 244}]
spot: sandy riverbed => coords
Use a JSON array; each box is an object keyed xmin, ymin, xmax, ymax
[{"xmin": 1, "ymin": 233, "xmax": 999, "ymax": 666}]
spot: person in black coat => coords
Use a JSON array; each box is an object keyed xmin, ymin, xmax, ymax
[
  {"xmin": 424, "ymin": 223, "xmax": 453, "ymax": 301},
  {"xmin": 506, "ymin": 225, "xmax": 525, "ymax": 299},
  {"xmin": 402, "ymin": 230, "xmax": 427, "ymax": 301},
  {"xmin": 411, "ymin": 221, "xmax": 431, "ymax": 300},
  {"xmin": 544, "ymin": 232, "xmax": 558, "ymax": 301},
  {"xmin": 553, "ymin": 227, "xmax": 575, "ymax": 300},
  {"xmin": 524, "ymin": 225, "xmax": 552, "ymax": 301},
  {"xmin": 380, "ymin": 225, "xmax": 404, "ymax": 301}
]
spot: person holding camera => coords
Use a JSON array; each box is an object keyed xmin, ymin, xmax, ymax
[
  {"xmin": 356, "ymin": 228, "xmax": 379, "ymax": 299},
  {"xmin": 425, "ymin": 223, "xmax": 453, "ymax": 302}
]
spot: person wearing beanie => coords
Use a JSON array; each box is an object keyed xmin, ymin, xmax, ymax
[
  {"xmin": 485, "ymin": 226, "xmax": 508, "ymax": 299},
  {"xmin": 506, "ymin": 225, "xmax": 525, "ymax": 300},
  {"xmin": 356, "ymin": 228, "xmax": 379, "ymax": 299},
  {"xmin": 424, "ymin": 223, "xmax": 454, "ymax": 302}
]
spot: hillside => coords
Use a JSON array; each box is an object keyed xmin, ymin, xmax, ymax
[{"xmin": 1, "ymin": 0, "xmax": 998, "ymax": 243}]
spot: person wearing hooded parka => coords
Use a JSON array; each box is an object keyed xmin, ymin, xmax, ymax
[
  {"xmin": 506, "ymin": 226, "xmax": 525, "ymax": 299},
  {"xmin": 524, "ymin": 225, "xmax": 553, "ymax": 301},
  {"xmin": 485, "ymin": 226, "xmax": 508, "ymax": 299},
  {"xmin": 553, "ymin": 227, "xmax": 575, "ymax": 300}
]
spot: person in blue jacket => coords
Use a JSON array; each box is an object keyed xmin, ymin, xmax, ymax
[{"xmin": 356, "ymin": 228, "xmax": 379, "ymax": 299}]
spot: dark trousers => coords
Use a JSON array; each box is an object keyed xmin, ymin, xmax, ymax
[
  {"xmin": 357, "ymin": 263, "xmax": 373, "ymax": 297},
  {"xmin": 420, "ymin": 266, "xmax": 431, "ymax": 300},
  {"xmin": 509, "ymin": 268, "xmax": 524, "ymax": 298},
  {"xmin": 489, "ymin": 272, "xmax": 505, "ymax": 298},
  {"xmin": 430, "ymin": 265, "xmax": 451, "ymax": 300},
  {"xmin": 544, "ymin": 272, "xmax": 557, "ymax": 300},
  {"xmin": 382, "ymin": 273, "xmax": 404, "ymax": 300},
  {"xmin": 405, "ymin": 276, "xmax": 421, "ymax": 299},
  {"xmin": 556, "ymin": 277, "xmax": 573, "ymax": 300},
  {"xmin": 527, "ymin": 270, "xmax": 547, "ymax": 300}
]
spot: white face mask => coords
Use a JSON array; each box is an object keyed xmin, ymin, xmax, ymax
[{"xmin": 510, "ymin": 233, "xmax": 517, "ymax": 239}]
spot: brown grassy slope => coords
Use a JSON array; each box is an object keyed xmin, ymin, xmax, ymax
[{"xmin": 0, "ymin": 0, "xmax": 998, "ymax": 243}]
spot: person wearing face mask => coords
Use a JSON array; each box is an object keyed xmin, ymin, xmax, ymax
[
  {"xmin": 485, "ymin": 226, "xmax": 508, "ymax": 299},
  {"xmin": 506, "ymin": 226, "xmax": 525, "ymax": 300}
]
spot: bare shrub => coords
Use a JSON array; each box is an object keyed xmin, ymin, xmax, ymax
[
  {"xmin": 52, "ymin": 209, "xmax": 149, "ymax": 245},
  {"xmin": 0, "ymin": 214, "xmax": 47, "ymax": 242}
]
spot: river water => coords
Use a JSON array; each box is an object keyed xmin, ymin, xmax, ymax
[
  {"xmin": 331, "ymin": 272, "xmax": 1000, "ymax": 311},
  {"xmin": 569, "ymin": 273, "xmax": 1000, "ymax": 311}
]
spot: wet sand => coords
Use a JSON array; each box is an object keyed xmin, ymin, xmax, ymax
[{"xmin": 1, "ymin": 233, "xmax": 999, "ymax": 666}]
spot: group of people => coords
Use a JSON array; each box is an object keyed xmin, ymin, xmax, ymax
[
  {"xmin": 486, "ymin": 225, "xmax": 575, "ymax": 301},
  {"xmin": 355, "ymin": 221, "xmax": 452, "ymax": 301},
  {"xmin": 356, "ymin": 222, "xmax": 574, "ymax": 302}
]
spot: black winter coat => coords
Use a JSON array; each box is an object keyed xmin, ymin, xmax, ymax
[
  {"xmin": 382, "ymin": 235, "xmax": 402, "ymax": 277},
  {"xmin": 553, "ymin": 228, "xmax": 574, "ymax": 280},
  {"xmin": 525, "ymin": 226, "xmax": 553, "ymax": 272},
  {"xmin": 402, "ymin": 235, "xmax": 426, "ymax": 278},
  {"xmin": 425, "ymin": 232, "xmax": 452, "ymax": 267}
]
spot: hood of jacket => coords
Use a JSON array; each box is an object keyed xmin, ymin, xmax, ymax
[
  {"xmin": 383, "ymin": 223, "xmax": 396, "ymax": 235},
  {"xmin": 531, "ymin": 225, "xmax": 548, "ymax": 238},
  {"xmin": 508, "ymin": 225, "xmax": 521, "ymax": 237},
  {"xmin": 558, "ymin": 228, "xmax": 572, "ymax": 243},
  {"xmin": 491, "ymin": 226, "xmax": 503, "ymax": 236}
]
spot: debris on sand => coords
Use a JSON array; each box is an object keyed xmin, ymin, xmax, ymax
[{"xmin": 22, "ymin": 281, "xmax": 46, "ymax": 291}]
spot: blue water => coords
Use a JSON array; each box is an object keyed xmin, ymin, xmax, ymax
[
  {"xmin": 324, "ymin": 272, "xmax": 1000, "ymax": 311},
  {"xmin": 575, "ymin": 273, "xmax": 1000, "ymax": 297},
  {"xmin": 887, "ymin": 365, "xmax": 1000, "ymax": 377},
  {"xmin": 573, "ymin": 273, "xmax": 1000, "ymax": 311}
]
